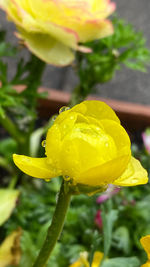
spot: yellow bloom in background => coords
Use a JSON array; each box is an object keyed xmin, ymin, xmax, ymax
[
  {"xmin": 0, "ymin": 229, "xmax": 22, "ymax": 267},
  {"xmin": 13, "ymin": 100, "xmax": 148, "ymax": 188},
  {"xmin": 69, "ymin": 251, "xmax": 104, "ymax": 267},
  {"xmin": 140, "ymin": 235, "xmax": 150, "ymax": 267},
  {"xmin": 0, "ymin": 0, "xmax": 115, "ymax": 66}
]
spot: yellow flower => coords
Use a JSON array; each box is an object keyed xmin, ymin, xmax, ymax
[
  {"xmin": 69, "ymin": 251, "xmax": 104, "ymax": 267},
  {"xmin": 0, "ymin": 0, "xmax": 115, "ymax": 66},
  {"xmin": 140, "ymin": 235, "xmax": 150, "ymax": 267},
  {"xmin": 13, "ymin": 100, "xmax": 148, "ymax": 188}
]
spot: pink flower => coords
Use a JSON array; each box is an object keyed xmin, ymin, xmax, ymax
[{"xmin": 97, "ymin": 184, "xmax": 120, "ymax": 204}]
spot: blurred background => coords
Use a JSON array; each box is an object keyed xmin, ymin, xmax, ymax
[{"xmin": 0, "ymin": 0, "xmax": 150, "ymax": 104}]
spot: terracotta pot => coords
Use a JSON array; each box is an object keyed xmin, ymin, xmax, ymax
[
  {"xmin": 14, "ymin": 85, "xmax": 150, "ymax": 133},
  {"xmin": 37, "ymin": 88, "xmax": 150, "ymax": 134}
]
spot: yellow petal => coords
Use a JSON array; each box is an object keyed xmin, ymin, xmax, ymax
[
  {"xmin": 91, "ymin": 0, "xmax": 116, "ymax": 15},
  {"xmin": 55, "ymin": 100, "xmax": 120, "ymax": 125},
  {"xmin": 113, "ymin": 156, "xmax": 148, "ymax": 186},
  {"xmin": 45, "ymin": 124, "xmax": 62, "ymax": 171},
  {"xmin": 60, "ymin": 121, "xmax": 118, "ymax": 178},
  {"xmin": 76, "ymin": 154, "xmax": 130, "ymax": 186},
  {"xmin": 92, "ymin": 251, "xmax": 104, "ymax": 267},
  {"xmin": 0, "ymin": 229, "xmax": 22, "ymax": 267},
  {"xmin": 71, "ymin": 101, "xmax": 120, "ymax": 124},
  {"xmin": 140, "ymin": 235, "xmax": 150, "ymax": 260},
  {"xmin": 19, "ymin": 13, "xmax": 78, "ymax": 49},
  {"xmin": 141, "ymin": 263, "xmax": 150, "ymax": 267},
  {"xmin": 0, "ymin": 0, "xmax": 23, "ymax": 26},
  {"xmin": 18, "ymin": 29, "xmax": 75, "ymax": 66},
  {"xmin": 13, "ymin": 154, "xmax": 61, "ymax": 179},
  {"xmin": 75, "ymin": 20, "xmax": 114, "ymax": 43},
  {"xmin": 69, "ymin": 260, "xmax": 83, "ymax": 267},
  {"xmin": 100, "ymin": 119, "xmax": 131, "ymax": 157}
]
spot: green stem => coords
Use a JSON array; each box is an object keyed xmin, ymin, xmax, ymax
[
  {"xmin": 8, "ymin": 174, "xmax": 18, "ymax": 189},
  {"xmin": 23, "ymin": 55, "xmax": 46, "ymax": 140},
  {"xmin": 0, "ymin": 156, "xmax": 13, "ymax": 173},
  {"xmin": 24, "ymin": 55, "xmax": 46, "ymax": 110},
  {"xmin": 32, "ymin": 181, "xmax": 71, "ymax": 267},
  {"xmin": 0, "ymin": 114, "xmax": 23, "ymax": 144}
]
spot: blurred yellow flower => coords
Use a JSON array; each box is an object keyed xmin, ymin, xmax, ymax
[
  {"xmin": 69, "ymin": 251, "xmax": 104, "ymax": 267},
  {"xmin": 0, "ymin": 0, "xmax": 115, "ymax": 66},
  {"xmin": 13, "ymin": 100, "xmax": 148, "ymax": 188},
  {"xmin": 0, "ymin": 229, "xmax": 22, "ymax": 267},
  {"xmin": 140, "ymin": 235, "xmax": 150, "ymax": 267}
]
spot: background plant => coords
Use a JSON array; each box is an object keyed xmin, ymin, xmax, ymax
[{"xmin": 71, "ymin": 16, "xmax": 150, "ymax": 106}]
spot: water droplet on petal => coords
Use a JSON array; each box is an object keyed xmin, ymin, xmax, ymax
[
  {"xmin": 132, "ymin": 178, "xmax": 138, "ymax": 184},
  {"xmin": 52, "ymin": 115, "xmax": 58, "ymax": 121},
  {"xmin": 59, "ymin": 106, "xmax": 70, "ymax": 114},
  {"xmin": 63, "ymin": 175, "xmax": 70, "ymax": 181},
  {"xmin": 41, "ymin": 140, "xmax": 46, "ymax": 147}
]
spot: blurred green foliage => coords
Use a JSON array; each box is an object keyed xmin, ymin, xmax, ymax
[{"xmin": 71, "ymin": 16, "xmax": 150, "ymax": 105}]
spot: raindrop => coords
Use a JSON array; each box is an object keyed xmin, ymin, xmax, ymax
[
  {"xmin": 41, "ymin": 140, "xmax": 46, "ymax": 147},
  {"xmin": 63, "ymin": 175, "xmax": 70, "ymax": 181},
  {"xmin": 52, "ymin": 115, "xmax": 58, "ymax": 121},
  {"xmin": 59, "ymin": 106, "xmax": 70, "ymax": 114}
]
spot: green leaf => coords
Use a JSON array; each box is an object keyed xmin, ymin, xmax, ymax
[
  {"xmin": 0, "ymin": 189, "xmax": 20, "ymax": 226},
  {"xmin": 101, "ymin": 257, "xmax": 140, "ymax": 267},
  {"xmin": 124, "ymin": 61, "xmax": 147, "ymax": 72},
  {"xmin": 30, "ymin": 127, "xmax": 45, "ymax": 157},
  {"xmin": 0, "ymin": 138, "xmax": 17, "ymax": 161},
  {"xmin": 101, "ymin": 206, "xmax": 118, "ymax": 257},
  {"xmin": 0, "ymin": 42, "xmax": 16, "ymax": 57},
  {"xmin": 19, "ymin": 230, "xmax": 37, "ymax": 267},
  {"xmin": 113, "ymin": 226, "xmax": 130, "ymax": 254}
]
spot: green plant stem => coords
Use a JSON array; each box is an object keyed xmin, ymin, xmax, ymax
[
  {"xmin": 23, "ymin": 55, "xmax": 46, "ymax": 152},
  {"xmin": 8, "ymin": 174, "xmax": 18, "ymax": 189},
  {"xmin": 32, "ymin": 181, "xmax": 71, "ymax": 267},
  {"xmin": 0, "ymin": 156, "xmax": 13, "ymax": 173},
  {"xmin": 0, "ymin": 114, "xmax": 23, "ymax": 144}
]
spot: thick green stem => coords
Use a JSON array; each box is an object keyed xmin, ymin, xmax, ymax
[{"xmin": 32, "ymin": 181, "xmax": 71, "ymax": 267}]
